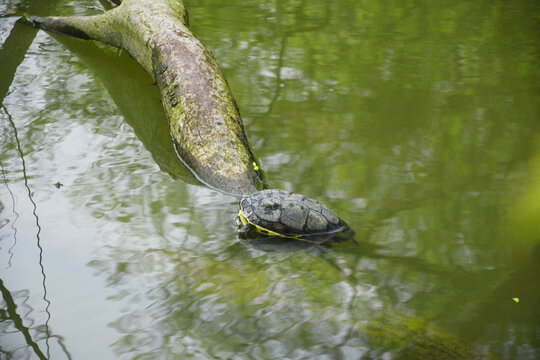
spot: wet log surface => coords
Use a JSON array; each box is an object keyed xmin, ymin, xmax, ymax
[{"xmin": 29, "ymin": 0, "xmax": 264, "ymax": 195}]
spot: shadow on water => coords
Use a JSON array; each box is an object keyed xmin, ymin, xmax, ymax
[
  {"xmin": 0, "ymin": 17, "xmax": 37, "ymax": 104},
  {"xmin": 238, "ymin": 215, "xmax": 460, "ymax": 279},
  {"xmin": 240, "ymin": 232, "xmax": 356, "ymax": 254},
  {"xmin": 49, "ymin": 34, "xmax": 202, "ymax": 186},
  {"xmin": 0, "ymin": 0, "xmax": 62, "ymax": 106}
]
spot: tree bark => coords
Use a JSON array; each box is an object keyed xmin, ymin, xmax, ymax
[{"xmin": 29, "ymin": 0, "xmax": 264, "ymax": 196}]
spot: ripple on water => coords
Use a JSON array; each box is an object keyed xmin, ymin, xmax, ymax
[{"xmin": 1, "ymin": 1, "xmax": 539, "ymax": 359}]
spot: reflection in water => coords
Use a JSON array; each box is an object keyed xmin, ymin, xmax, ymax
[
  {"xmin": 86, "ymin": 233, "xmax": 496, "ymax": 359},
  {"xmin": 0, "ymin": 0, "xmax": 61, "ymax": 105},
  {"xmin": 0, "ymin": 18, "xmax": 38, "ymax": 104},
  {"xmin": 0, "ymin": 278, "xmax": 73, "ymax": 359},
  {"xmin": 238, "ymin": 221, "xmax": 356, "ymax": 254},
  {"xmin": 262, "ymin": 0, "xmax": 332, "ymax": 116},
  {"xmin": 1, "ymin": 4, "xmax": 63, "ymax": 354},
  {"xmin": 50, "ymin": 35, "xmax": 201, "ymax": 186},
  {"xmin": 2, "ymin": 104, "xmax": 52, "ymax": 357},
  {"xmin": 0, "ymin": 155, "xmax": 19, "ymax": 268},
  {"xmin": 1, "ymin": 0, "xmax": 539, "ymax": 358},
  {"xmin": 0, "ymin": 278, "xmax": 47, "ymax": 360}
]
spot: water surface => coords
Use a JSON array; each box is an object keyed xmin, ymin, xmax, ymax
[{"xmin": 1, "ymin": 0, "xmax": 539, "ymax": 359}]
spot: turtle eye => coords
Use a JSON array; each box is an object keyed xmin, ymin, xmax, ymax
[
  {"xmin": 264, "ymin": 202, "xmax": 278, "ymax": 211},
  {"xmin": 267, "ymin": 202, "xmax": 279, "ymax": 210}
]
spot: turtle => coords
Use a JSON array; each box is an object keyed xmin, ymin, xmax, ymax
[{"xmin": 238, "ymin": 189, "xmax": 347, "ymax": 239}]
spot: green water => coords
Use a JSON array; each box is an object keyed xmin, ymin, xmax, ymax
[{"xmin": 1, "ymin": 0, "xmax": 539, "ymax": 359}]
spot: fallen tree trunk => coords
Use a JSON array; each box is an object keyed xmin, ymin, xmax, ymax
[{"xmin": 29, "ymin": 0, "xmax": 263, "ymax": 196}]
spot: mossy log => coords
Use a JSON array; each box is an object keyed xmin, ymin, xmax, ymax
[{"xmin": 29, "ymin": 0, "xmax": 263, "ymax": 195}]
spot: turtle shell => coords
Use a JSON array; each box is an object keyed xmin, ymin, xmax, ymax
[{"xmin": 239, "ymin": 189, "xmax": 344, "ymax": 237}]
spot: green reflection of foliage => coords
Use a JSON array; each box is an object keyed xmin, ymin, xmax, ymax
[
  {"xmin": 11, "ymin": 0, "xmax": 538, "ymax": 358},
  {"xmin": 364, "ymin": 313, "xmax": 487, "ymax": 360},
  {"xmin": 75, "ymin": 0, "xmax": 537, "ymax": 358},
  {"xmin": 52, "ymin": 35, "xmax": 200, "ymax": 185},
  {"xmin": 506, "ymin": 152, "xmax": 540, "ymax": 248},
  {"xmin": 187, "ymin": 0, "xmax": 540, "ymax": 272},
  {"xmin": 92, "ymin": 242, "xmax": 495, "ymax": 359}
]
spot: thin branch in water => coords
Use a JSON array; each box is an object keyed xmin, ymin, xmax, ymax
[
  {"xmin": 0, "ymin": 155, "xmax": 19, "ymax": 269},
  {"xmin": 54, "ymin": 334, "xmax": 74, "ymax": 360},
  {"xmin": 3, "ymin": 105, "xmax": 52, "ymax": 358},
  {"xmin": 0, "ymin": 279, "xmax": 47, "ymax": 360},
  {"xmin": 264, "ymin": 34, "xmax": 287, "ymax": 116}
]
